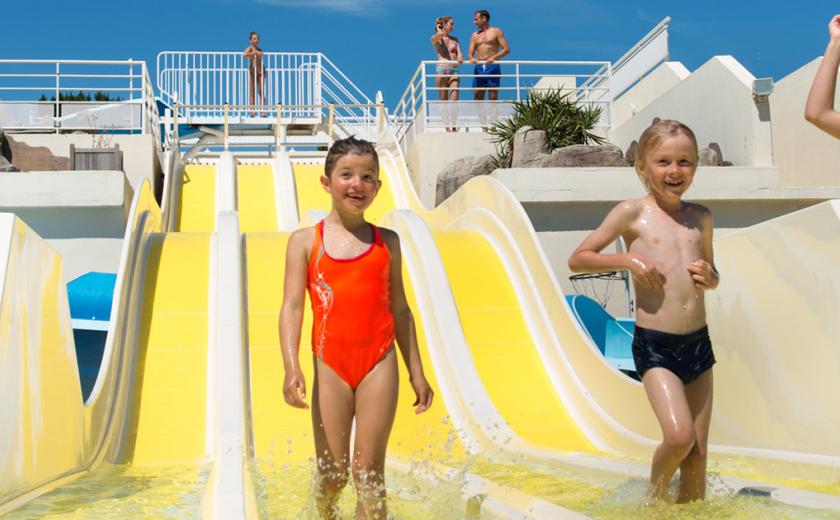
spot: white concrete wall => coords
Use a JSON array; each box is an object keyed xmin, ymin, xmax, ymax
[
  {"xmin": 771, "ymin": 57, "xmax": 840, "ymax": 187},
  {"xmin": 609, "ymin": 56, "xmax": 773, "ymax": 167},
  {"xmin": 612, "ymin": 61, "xmax": 690, "ymax": 128},
  {"xmin": 0, "ymin": 171, "xmax": 132, "ymax": 279},
  {"xmin": 8, "ymin": 134, "xmax": 161, "ymax": 197},
  {"xmin": 404, "ymin": 132, "xmax": 496, "ymax": 207}
]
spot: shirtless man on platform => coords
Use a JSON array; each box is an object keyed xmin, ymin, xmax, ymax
[{"xmin": 467, "ymin": 9, "xmax": 510, "ymax": 127}]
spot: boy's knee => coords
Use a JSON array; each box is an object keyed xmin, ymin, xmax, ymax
[{"xmin": 663, "ymin": 427, "xmax": 696, "ymax": 457}]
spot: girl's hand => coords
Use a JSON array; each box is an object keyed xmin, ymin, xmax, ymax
[
  {"xmin": 626, "ymin": 254, "xmax": 666, "ymax": 289},
  {"xmin": 283, "ymin": 367, "xmax": 308, "ymax": 409},
  {"xmin": 410, "ymin": 375, "xmax": 434, "ymax": 414},
  {"xmin": 687, "ymin": 260, "xmax": 718, "ymax": 290},
  {"xmin": 829, "ymin": 15, "xmax": 840, "ymax": 40}
]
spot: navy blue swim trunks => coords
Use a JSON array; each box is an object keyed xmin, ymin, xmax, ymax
[
  {"xmin": 632, "ymin": 325, "xmax": 715, "ymax": 384},
  {"xmin": 473, "ymin": 63, "xmax": 501, "ymax": 89}
]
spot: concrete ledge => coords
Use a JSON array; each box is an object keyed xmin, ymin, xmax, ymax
[
  {"xmin": 0, "ymin": 171, "xmax": 130, "ymax": 208},
  {"xmin": 492, "ymin": 167, "xmax": 840, "ymax": 204}
]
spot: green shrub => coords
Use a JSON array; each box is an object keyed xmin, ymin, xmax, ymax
[{"xmin": 488, "ymin": 88, "xmax": 605, "ymax": 168}]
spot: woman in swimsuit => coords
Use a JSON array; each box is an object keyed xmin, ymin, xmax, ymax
[
  {"xmin": 279, "ymin": 136, "xmax": 434, "ymax": 519},
  {"xmin": 431, "ymin": 16, "xmax": 463, "ymax": 132}
]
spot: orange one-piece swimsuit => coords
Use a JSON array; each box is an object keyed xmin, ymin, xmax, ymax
[{"xmin": 307, "ymin": 220, "xmax": 395, "ymax": 389}]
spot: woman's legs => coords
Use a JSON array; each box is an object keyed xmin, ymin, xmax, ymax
[
  {"xmin": 448, "ymin": 78, "xmax": 460, "ymax": 131},
  {"xmin": 642, "ymin": 367, "xmax": 697, "ymax": 499},
  {"xmin": 312, "ymin": 358, "xmax": 355, "ymax": 519},
  {"xmin": 351, "ymin": 349, "xmax": 399, "ymax": 519},
  {"xmin": 436, "ymin": 74, "xmax": 452, "ymax": 131}
]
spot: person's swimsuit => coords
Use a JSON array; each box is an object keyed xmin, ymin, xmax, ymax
[
  {"xmin": 307, "ymin": 220, "xmax": 395, "ymax": 389},
  {"xmin": 436, "ymin": 37, "xmax": 459, "ymax": 76},
  {"xmin": 631, "ymin": 325, "xmax": 716, "ymax": 384}
]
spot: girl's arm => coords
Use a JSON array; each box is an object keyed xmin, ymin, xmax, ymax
[
  {"xmin": 455, "ymin": 41, "xmax": 464, "ymax": 64},
  {"xmin": 687, "ymin": 209, "xmax": 719, "ymax": 290},
  {"xmin": 568, "ymin": 200, "xmax": 665, "ymax": 289},
  {"xmin": 382, "ymin": 228, "xmax": 433, "ymax": 414},
  {"xmin": 805, "ymin": 15, "xmax": 840, "ymax": 138},
  {"xmin": 279, "ymin": 228, "xmax": 311, "ymax": 409}
]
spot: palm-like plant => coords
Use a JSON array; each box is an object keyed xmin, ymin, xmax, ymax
[{"xmin": 488, "ymin": 88, "xmax": 605, "ymax": 168}]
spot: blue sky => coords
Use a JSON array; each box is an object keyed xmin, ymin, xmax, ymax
[{"xmin": 2, "ymin": 0, "xmax": 837, "ymax": 106}]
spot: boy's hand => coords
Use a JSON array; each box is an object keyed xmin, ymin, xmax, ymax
[
  {"xmin": 283, "ymin": 367, "xmax": 308, "ymax": 409},
  {"xmin": 687, "ymin": 260, "xmax": 718, "ymax": 290},
  {"xmin": 410, "ymin": 375, "xmax": 434, "ymax": 414},
  {"xmin": 626, "ymin": 254, "xmax": 666, "ymax": 289},
  {"xmin": 829, "ymin": 15, "xmax": 840, "ymax": 40}
]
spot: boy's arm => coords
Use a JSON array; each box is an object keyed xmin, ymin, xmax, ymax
[
  {"xmin": 279, "ymin": 228, "xmax": 310, "ymax": 408},
  {"xmin": 568, "ymin": 201, "xmax": 665, "ymax": 289},
  {"xmin": 382, "ymin": 229, "xmax": 433, "ymax": 414},
  {"xmin": 243, "ymin": 45, "xmax": 254, "ymax": 58},
  {"xmin": 688, "ymin": 210, "xmax": 719, "ymax": 290},
  {"xmin": 486, "ymin": 28, "xmax": 510, "ymax": 63},
  {"xmin": 805, "ymin": 15, "xmax": 840, "ymax": 138}
]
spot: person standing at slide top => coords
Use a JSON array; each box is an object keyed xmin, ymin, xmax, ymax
[
  {"xmin": 431, "ymin": 16, "xmax": 464, "ymax": 132},
  {"xmin": 468, "ymin": 9, "xmax": 510, "ymax": 127}
]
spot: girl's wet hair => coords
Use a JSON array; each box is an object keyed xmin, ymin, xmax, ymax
[
  {"xmin": 324, "ymin": 136, "xmax": 379, "ymax": 177},
  {"xmin": 635, "ymin": 119, "xmax": 698, "ymax": 189}
]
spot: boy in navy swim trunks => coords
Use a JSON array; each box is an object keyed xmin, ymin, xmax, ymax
[
  {"xmin": 468, "ymin": 9, "xmax": 510, "ymax": 126},
  {"xmin": 569, "ymin": 119, "xmax": 719, "ymax": 503}
]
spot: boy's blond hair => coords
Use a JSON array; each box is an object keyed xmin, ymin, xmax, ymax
[{"xmin": 635, "ymin": 119, "xmax": 699, "ymax": 191}]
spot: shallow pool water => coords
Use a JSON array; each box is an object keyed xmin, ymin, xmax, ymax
[{"xmin": 5, "ymin": 463, "xmax": 209, "ymax": 519}]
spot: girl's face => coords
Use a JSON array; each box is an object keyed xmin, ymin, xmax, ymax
[
  {"xmin": 444, "ymin": 19, "xmax": 454, "ymax": 33},
  {"xmin": 250, "ymin": 34, "xmax": 260, "ymax": 46},
  {"xmin": 321, "ymin": 153, "xmax": 381, "ymax": 215},
  {"xmin": 638, "ymin": 133, "xmax": 697, "ymax": 206}
]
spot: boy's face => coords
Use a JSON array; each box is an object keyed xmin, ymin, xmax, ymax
[
  {"xmin": 473, "ymin": 13, "xmax": 487, "ymax": 29},
  {"xmin": 250, "ymin": 34, "xmax": 259, "ymax": 46},
  {"xmin": 321, "ymin": 153, "xmax": 381, "ymax": 215},
  {"xmin": 638, "ymin": 134, "xmax": 697, "ymax": 206}
]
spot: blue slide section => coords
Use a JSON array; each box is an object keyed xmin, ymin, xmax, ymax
[
  {"xmin": 565, "ymin": 294, "xmax": 636, "ymax": 374},
  {"xmin": 67, "ymin": 272, "xmax": 117, "ymax": 399}
]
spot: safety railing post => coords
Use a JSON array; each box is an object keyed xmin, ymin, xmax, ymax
[
  {"xmin": 275, "ymin": 104, "xmax": 283, "ymax": 155},
  {"xmin": 224, "ymin": 103, "xmax": 230, "ymax": 150},
  {"xmin": 328, "ymin": 103, "xmax": 335, "ymax": 143},
  {"xmin": 173, "ymin": 102, "xmax": 180, "ymax": 149},
  {"xmin": 55, "ymin": 62, "xmax": 60, "ymax": 134},
  {"xmin": 515, "ymin": 63, "xmax": 521, "ymax": 101},
  {"xmin": 420, "ymin": 65, "xmax": 428, "ymax": 129}
]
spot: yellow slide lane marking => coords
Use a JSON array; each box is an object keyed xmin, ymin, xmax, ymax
[
  {"xmin": 127, "ymin": 233, "xmax": 210, "ymax": 464},
  {"xmin": 178, "ymin": 164, "xmax": 216, "ymax": 232},
  {"xmin": 436, "ymin": 231, "xmax": 594, "ymax": 452},
  {"xmin": 238, "ymin": 164, "xmax": 278, "ymax": 232}
]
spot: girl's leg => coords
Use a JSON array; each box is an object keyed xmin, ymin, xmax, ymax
[
  {"xmin": 448, "ymin": 78, "xmax": 460, "ymax": 131},
  {"xmin": 676, "ymin": 369, "xmax": 713, "ymax": 503},
  {"xmin": 642, "ymin": 367, "xmax": 696, "ymax": 499},
  {"xmin": 312, "ymin": 358, "xmax": 355, "ymax": 519},
  {"xmin": 351, "ymin": 349, "xmax": 399, "ymax": 519}
]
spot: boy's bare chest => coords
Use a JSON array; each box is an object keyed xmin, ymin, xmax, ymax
[{"xmin": 631, "ymin": 217, "xmax": 702, "ymax": 261}]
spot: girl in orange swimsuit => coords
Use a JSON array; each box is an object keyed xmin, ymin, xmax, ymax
[{"xmin": 279, "ymin": 136, "xmax": 434, "ymax": 519}]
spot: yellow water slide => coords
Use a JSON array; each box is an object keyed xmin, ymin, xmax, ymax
[{"xmin": 0, "ymin": 161, "xmax": 221, "ymax": 517}]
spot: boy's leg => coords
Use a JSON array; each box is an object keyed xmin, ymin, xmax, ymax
[
  {"xmin": 312, "ymin": 358, "xmax": 355, "ymax": 519},
  {"xmin": 677, "ymin": 369, "xmax": 713, "ymax": 503},
  {"xmin": 352, "ymin": 349, "xmax": 399, "ymax": 520},
  {"xmin": 642, "ymin": 367, "xmax": 696, "ymax": 499}
]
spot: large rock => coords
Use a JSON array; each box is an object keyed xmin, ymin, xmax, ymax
[
  {"xmin": 436, "ymin": 154, "xmax": 496, "ymax": 205},
  {"xmin": 510, "ymin": 126, "xmax": 548, "ymax": 167},
  {"xmin": 536, "ymin": 143, "xmax": 627, "ymax": 168},
  {"xmin": 624, "ymin": 140, "xmax": 638, "ymax": 166},
  {"xmin": 0, "ymin": 155, "xmax": 18, "ymax": 172},
  {"xmin": 698, "ymin": 146, "xmax": 722, "ymax": 166},
  {"xmin": 4, "ymin": 134, "xmax": 70, "ymax": 171}
]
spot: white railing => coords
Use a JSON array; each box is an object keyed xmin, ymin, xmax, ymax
[
  {"xmin": 156, "ymin": 51, "xmax": 372, "ymax": 124},
  {"xmin": 391, "ymin": 60, "xmax": 613, "ymax": 148},
  {"xmin": 579, "ymin": 17, "xmax": 671, "ymax": 101},
  {"xmin": 0, "ymin": 59, "xmax": 157, "ymax": 135}
]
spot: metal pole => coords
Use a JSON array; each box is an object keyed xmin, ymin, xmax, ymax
[
  {"xmin": 224, "ymin": 103, "xmax": 229, "ymax": 150},
  {"xmin": 129, "ymin": 58, "xmax": 135, "ymax": 133},
  {"xmin": 275, "ymin": 104, "xmax": 283, "ymax": 154},
  {"xmin": 55, "ymin": 62, "xmax": 60, "ymax": 134},
  {"xmin": 173, "ymin": 102, "xmax": 180, "ymax": 149},
  {"xmin": 516, "ymin": 63, "xmax": 521, "ymax": 101},
  {"xmin": 328, "ymin": 103, "xmax": 335, "ymax": 143}
]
